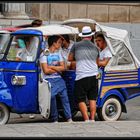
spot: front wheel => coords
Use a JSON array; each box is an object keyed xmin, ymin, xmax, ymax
[
  {"xmin": 0, "ymin": 103, "xmax": 10, "ymax": 124},
  {"xmin": 97, "ymin": 97, "xmax": 122, "ymax": 121}
]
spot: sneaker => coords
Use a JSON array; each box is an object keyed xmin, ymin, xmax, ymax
[
  {"xmin": 90, "ymin": 120, "xmax": 95, "ymax": 122},
  {"xmin": 84, "ymin": 120, "xmax": 90, "ymax": 123},
  {"xmin": 52, "ymin": 121, "xmax": 58, "ymax": 123},
  {"xmin": 67, "ymin": 118, "xmax": 73, "ymax": 123},
  {"xmin": 29, "ymin": 114, "xmax": 35, "ymax": 119}
]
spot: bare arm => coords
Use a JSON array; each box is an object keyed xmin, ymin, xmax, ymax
[
  {"xmin": 40, "ymin": 63, "xmax": 57, "ymax": 74},
  {"xmin": 97, "ymin": 57, "xmax": 111, "ymax": 67},
  {"xmin": 48, "ymin": 61, "xmax": 65, "ymax": 72},
  {"xmin": 68, "ymin": 52, "xmax": 76, "ymax": 70},
  {"xmin": 15, "ymin": 57, "xmax": 21, "ymax": 61}
]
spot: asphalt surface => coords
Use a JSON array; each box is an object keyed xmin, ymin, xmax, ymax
[{"xmin": 0, "ymin": 96, "xmax": 140, "ymax": 138}]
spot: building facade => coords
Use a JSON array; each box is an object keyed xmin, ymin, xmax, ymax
[
  {"xmin": 0, "ymin": 3, "xmax": 140, "ymax": 25},
  {"xmin": 0, "ymin": 2, "xmax": 140, "ymax": 59}
]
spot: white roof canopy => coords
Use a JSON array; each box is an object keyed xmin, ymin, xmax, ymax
[
  {"xmin": 62, "ymin": 18, "xmax": 140, "ymax": 68},
  {"xmin": 18, "ymin": 24, "xmax": 79, "ymax": 36},
  {"xmin": 0, "ymin": 30, "xmax": 10, "ymax": 34},
  {"xmin": 62, "ymin": 18, "xmax": 97, "ymax": 25}
]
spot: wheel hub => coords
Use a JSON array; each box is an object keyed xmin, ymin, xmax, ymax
[{"xmin": 105, "ymin": 104, "xmax": 117, "ymax": 117}]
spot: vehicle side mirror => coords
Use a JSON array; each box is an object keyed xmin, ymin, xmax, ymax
[{"xmin": 43, "ymin": 48, "xmax": 50, "ymax": 56}]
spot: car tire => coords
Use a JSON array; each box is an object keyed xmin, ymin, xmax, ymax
[
  {"xmin": 0, "ymin": 103, "xmax": 10, "ymax": 124},
  {"xmin": 97, "ymin": 97, "xmax": 122, "ymax": 121}
]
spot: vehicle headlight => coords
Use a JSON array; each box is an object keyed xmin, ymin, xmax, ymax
[{"xmin": 11, "ymin": 75, "xmax": 26, "ymax": 85}]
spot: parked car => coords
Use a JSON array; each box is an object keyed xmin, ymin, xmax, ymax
[{"xmin": 61, "ymin": 18, "xmax": 140, "ymax": 121}]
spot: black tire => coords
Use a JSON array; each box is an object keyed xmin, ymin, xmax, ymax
[
  {"xmin": 97, "ymin": 97, "xmax": 122, "ymax": 121},
  {"xmin": 0, "ymin": 103, "xmax": 10, "ymax": 124}
]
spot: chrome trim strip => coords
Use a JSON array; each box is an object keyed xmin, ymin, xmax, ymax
[
  {"xmin": 104, "ymin": 78, "xmax": 138, "ymax": 82},
  {"xmin": 104, "ymin": 75, "xmax": 138, "ymax": 80},
  {"xmin": 105, "ymin": 72, "xmax": 138, "ymax": 76},
  {"xmin": 0, "ymin": 68, "xmax": 36, "ymax": 73}
]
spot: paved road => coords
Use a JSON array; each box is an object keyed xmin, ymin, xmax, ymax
[{"xmin": 0, "ymin": 96, "xmax": 140, "ymax": 138}]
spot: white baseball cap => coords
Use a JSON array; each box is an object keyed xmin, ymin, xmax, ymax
[{"xmin": 79, "ymin": 26, "xmax": 95, "ymax": 37}]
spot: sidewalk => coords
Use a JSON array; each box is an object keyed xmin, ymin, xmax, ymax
[
  {"xmin": 0, "ymin": 113, "xmax": 139, "ymax": 138},
  {"xmin": 0, "ymin": 120, "xmax": 140, "ymax": 137}
]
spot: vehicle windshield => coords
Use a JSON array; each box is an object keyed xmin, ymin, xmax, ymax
[
  {"xmin": 6, "ymin": 35, "xmax": 40, "ymax": 62},
  {"xmin": 0, "ymin": 33, "xmax": 10, "ymax": 59}
]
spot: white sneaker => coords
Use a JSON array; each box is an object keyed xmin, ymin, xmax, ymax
[
  {"xmin": 84, "ymin": 120, "xmax": 90, "ymax": 123},
  {"xmin": 90, "ymin": 120, "xmax": 95, "ymax": 122},
  {"xmin": 67, "ymin": 118, "xmax": 73, "ymax": 123},
  {"xmin": 29, "ymin": 114, "xmax": 35, "ymax": 119}
]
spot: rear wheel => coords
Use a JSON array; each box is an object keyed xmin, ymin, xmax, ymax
[
  {"xmin": 0, "ymin": 103, "xmax": 10, "ymax": 124},
  {"xmin": 97, "ymin": 97, "xmax": 122, "ymax": 121}
]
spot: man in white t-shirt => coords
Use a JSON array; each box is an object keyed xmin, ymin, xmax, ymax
[
  {"xmin": 95, "ymin": 31, "xmax": 112, "ymax": 67},
  {"xmin": 60, "ymin": 35, "xmax": 74, "ymax": 70},
  {"xmin": 68, "ymin": 26, "xmax": 99, "ymax": 122},
  {"xmin": 40, "ymin": 35, "xmax": 72, "ymax": 123}
]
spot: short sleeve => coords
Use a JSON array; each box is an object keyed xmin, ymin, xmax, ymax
[
  {"xmin": 104, "ymin": 49, "xmax": 112, "ymax": 58},
  {"xmin": 69, "ymin": 43, "xmax": 75, "ymax": 54},
  {"xmin": 58, "ymin": 51, "xmax": 64, "ymax": 62},
  {"xmin": 39, "ymin": 52, "xmax": 47, "ymax": 63},
  {"xmin": 100, "ymin": 47, "xmax": 112, "ymax": 60}
]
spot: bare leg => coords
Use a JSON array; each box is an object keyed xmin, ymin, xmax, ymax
[
  {"xmin": 89, "ymin": 100, "xmax": 96, "ymax": 120},
  {"xmin": 78, "ymin": 102, "xmax": 89, "ymax": 121}
]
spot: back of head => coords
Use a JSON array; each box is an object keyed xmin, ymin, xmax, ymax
[
  {"xmin": 61, "ymin": 35, "xmax": 70, "ymax": 43},
  {"xmin": 31, "ymin": 19, "xmax": 43, "ymax": 27}
]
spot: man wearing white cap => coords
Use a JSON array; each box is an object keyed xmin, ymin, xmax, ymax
[{"xmin": 68, "ymin": 26, "xmax": 99, "ymax": 122}]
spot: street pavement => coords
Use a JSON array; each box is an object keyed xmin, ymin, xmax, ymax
[{"xmin": 0, "ymin": 96, "xmax": 140, "ymax": 138}]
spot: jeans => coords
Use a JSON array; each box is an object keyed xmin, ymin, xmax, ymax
[{"xmin": 46, "ymin": 77, "xmax": 72, "ymax": 121}]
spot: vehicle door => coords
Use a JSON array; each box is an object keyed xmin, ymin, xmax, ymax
[{"xmin": 0, "ymin": 34, "xmax": 40, "ymax": 113}]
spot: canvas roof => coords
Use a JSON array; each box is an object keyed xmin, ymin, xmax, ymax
[
  {"xmin": 62, "ymin": 18, "xmax": 140, "ymax": 67},
  {"xmin": 17, "ymin": 24, "xmax": 79, "ymax": 36}
]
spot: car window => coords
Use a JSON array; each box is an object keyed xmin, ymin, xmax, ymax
[{"xmin": 7, "ymin": 35, "xmax": 39, "ymax": 62}]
